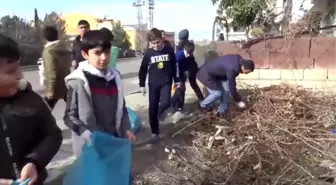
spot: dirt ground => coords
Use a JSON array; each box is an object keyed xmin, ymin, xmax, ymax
[{"xmin": 131, "ymin": 100, "xmax": 200, "ymax": 185}]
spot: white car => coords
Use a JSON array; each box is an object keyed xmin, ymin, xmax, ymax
[{"xmin": 37, "ymin": 58, "xmax": 44, "ymax": 85}]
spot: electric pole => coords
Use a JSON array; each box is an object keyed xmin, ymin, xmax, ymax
[
  {"xmin": 133, "ymin": 0, "xmax": 145, "ymax": 28},
  {"xmin": 133, "ymin": 0, "xmax": 145, "ymax": 54},
  {"xmin": 148, "ymin": 0, "xmax": 154, "ymax": 29}
]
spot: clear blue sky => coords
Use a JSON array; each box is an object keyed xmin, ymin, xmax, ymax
[{"xmin": 0, "ymin": 0, "xmax": 218, "ymax": 40}]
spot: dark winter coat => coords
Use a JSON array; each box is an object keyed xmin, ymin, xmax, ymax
[
  {"xmin": 71, "ymin": 36, "xmax": 86, "ymax": 65},
  {"xmin": 0, "ymin": 82, "xmax": 62, "ymax": 184},
  {"xmin": 196, "ymin": 54, "xmax": 243, "ymax": 102}
]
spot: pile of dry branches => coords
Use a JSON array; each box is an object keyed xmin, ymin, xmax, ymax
[{"xmin": 167, "ymin": 84, "xmax": 336, "ymax": 185}]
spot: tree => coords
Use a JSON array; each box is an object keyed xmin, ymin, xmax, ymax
[
  {"xmin": 0, "ymin": 15, "xmax": 35, "ymax": 43},
  {"xmin": 111, "ymin": 21, "xmax": 131, "ymax": 50},
  {"xmin": 212, "ymin": 0, "xmax": 267, "ymax": 35},
  {"xmin": 43, "ymin": 11, "xmax": 67, "ymax": 40},
  {"xmin": 34, "ymin": 8, "xmax": 41, "ymax": 44}
]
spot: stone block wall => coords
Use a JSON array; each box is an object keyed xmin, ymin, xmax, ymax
[
  {"xmin": 194, "ymin": 38, "xmax": 336, "ymax": 91},
  {"xmin": 237, "ymin": 69, "xmax": 336, "ymax": 91}
]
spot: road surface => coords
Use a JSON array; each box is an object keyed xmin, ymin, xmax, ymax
[{"xmin": 22, "ymin": 57, "xmax": 142, "ymax": 130}]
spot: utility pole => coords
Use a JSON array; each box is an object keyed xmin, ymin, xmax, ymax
[
  {"xmin": 148, "ymin": 0, "xmax": 154, "ymax": 29},
  {"xmin": 133, "ymin": 0, "xmax": 145, "ymax": 28},
  {"xmin": 133, "ymin": 0, "xmax": 145, "ymax": 54}
]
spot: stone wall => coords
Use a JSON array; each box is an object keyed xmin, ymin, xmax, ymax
[{"xmin": 194, "ymin": 38, "xmax": 336, "ymax": 91}]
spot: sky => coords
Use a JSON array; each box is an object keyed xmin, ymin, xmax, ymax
[{"xmin": 0, "ymin": 0, "xmax": 218, "ymax": 40}]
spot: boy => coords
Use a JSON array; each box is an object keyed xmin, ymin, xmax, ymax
[
  {"xmin": 196, "ymin": 54, "xmax": 255, "ymax": 117},
  {"xmin": 176, "ymin": 29, "xmax": 189, "ymax": 50},
  {"xmin": 42, "ymin": 26, "xmax": 71, "ymax": 109},
  {"xmin": 0, "ymin": 34, "xmax": 62, "ymax": 185},
  {"xmin": 171, "ymin": 42, "xmax": 204, "ymax": 115},
  {"xmin": 99, "ymin": 27, "xmax": 119, "ymax": 69},
  {"xmin": 63, "ymin": 30, "xmax": 136, "ymax": 158},
  {"xmin": 71, "ymin": 20, "xmax": 90, "ymax": 70},
  {"xmin": 138, "ymin": 28, "xmax": 179, "ymax": 143}
]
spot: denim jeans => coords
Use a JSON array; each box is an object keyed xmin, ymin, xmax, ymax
[{"xmin": 200, "ymin": 81, "xmax": 230, "ymax": 113}]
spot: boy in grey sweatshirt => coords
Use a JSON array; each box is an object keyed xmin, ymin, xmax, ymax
[{"xmin": 63, "ymin": 30, "xmax": 136, "ymax": 157}]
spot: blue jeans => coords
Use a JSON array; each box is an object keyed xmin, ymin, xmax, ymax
[{"xmin": 200, "ymin": 81, "xmax": 230, "ymax": 113}]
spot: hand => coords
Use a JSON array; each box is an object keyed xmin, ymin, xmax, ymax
[
  {"xmin": 174, "ymin": 83, "xmax": 181, "ymax": 88},
  {"xmin": 236, "ymin": 101, "xmax": 246, "ymax": 109},
  {"xmin": 70, "ymin": 61, "xmax": 77, "ymax": 72},
  {"xmin": 0, "ymin": 179, "xmax": 13, "ymax": 185},
  {"xmin": 81, "ymin": 130, "xmax": 92, "ymax": 146},
  {"xmin": 20, "ymin": 163, "xmax": 37, "ymax": 185},
  {"xmin": 139, "ymin": 87, "xmax": 146, "ymax": 96},
  {"xmin": 125, "ymin": 130, "xmax": 136, "ymax": 143},
  {"xmin": 45, "ymin": 92, "xmax": 54, "ymax": 100}
]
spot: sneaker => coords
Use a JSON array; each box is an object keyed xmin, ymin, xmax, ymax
[
  {"xmin": 171, "ymin": 111, "xmax": 186, "ymax": 124},
  {"xmin": 151, "ymin": 134, "xmax": 160, "ymax": 144},
  {"xmin": 159, "ymin": 112, "xmax": 174, "ymax": 124},
  {"xmin": 198, "ymin": 105, "xmax": 214, "ymax": 113}
]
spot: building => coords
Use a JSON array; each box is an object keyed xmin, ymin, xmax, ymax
[
  {"xmin": 61, "ymin": 13, "xmax": 113, "ymax": 39},
  {"xmin": 122, "ymin": 23, "xmax": 175, "ymax": 52},
  {"xmin": 122, "ymin": 24, "xmax": 148, "ymax": 52},
  {"xmin": 274, "ymin": 0, "xmax": 336, "ymax": 36}
]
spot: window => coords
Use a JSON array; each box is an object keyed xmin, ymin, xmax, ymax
[{"xmin": 233, "ymin": 25, "xmax": 245, "ymax": 32}]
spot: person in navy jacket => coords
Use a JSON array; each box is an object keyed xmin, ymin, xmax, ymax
[
  {"xmin": 196, "ymin": 54, "xmax": 255, "ymax": 116},
  {"xmin": 171, "ymin": 41, "xmax": 204, "ymax": 112}
]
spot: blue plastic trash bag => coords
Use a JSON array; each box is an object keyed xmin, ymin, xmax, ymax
[
  {"xmin": 63, "ymin": 131, "xmax": 132, "ymax": 185},
  {"xmin": 127, "ymin": 107, "xmax": 141, "ymax": 134},
  {"xmin": 11, "ymin": 179, "xmax": 30, "ymax": 185}
]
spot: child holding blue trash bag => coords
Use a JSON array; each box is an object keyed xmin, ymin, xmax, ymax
[
  {"xmin": 63, "ymin": 30, "xmax": 137, "ymax": 185},
  {"xmin": 63, "ymin": 30, "xmax": 137, "ymax": 158}
]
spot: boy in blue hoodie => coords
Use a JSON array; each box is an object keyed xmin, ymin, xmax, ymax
[
  {"xmin": 64, "ymin": 30, "xmax": 136, "ymax": 158},
  {"xmin": 171, "ymin": 40, "xmax": 204, "ymax": 121}
]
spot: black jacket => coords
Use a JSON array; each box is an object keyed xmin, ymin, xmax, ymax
[
  {"xmin": 0, "ymin": 85, "xmax": 62, "ymax": 184},
  {"xmin": 71, "ymin": 36, "xmax": 86, "ymax": 65},
  {"xmin": 196, "ymin": 54, "xmax": 243, "ymax": 102},
  {"xmin": 139, "ymin": 45, "xmax": 178, "ymax": 87}
]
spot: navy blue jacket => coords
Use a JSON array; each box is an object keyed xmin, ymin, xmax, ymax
[
  {"xmin": 139, "ymin": 45, "xmax": 178, "ymax": 87},
  {"xmin": 196, "ymin": 54, "xmax": 242, "ymax": 102},
  {"xmin": 176, "ymin": 50, "xmax": 199, "ymax": 82}
]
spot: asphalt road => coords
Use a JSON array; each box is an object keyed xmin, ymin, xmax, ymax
[{"xmin": 22, "ymin": 57, "xmax": 142, "ymax": 130}]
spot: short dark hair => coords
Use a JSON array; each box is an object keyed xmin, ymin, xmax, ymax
[
  {"xmin": 78, "ymin": 20, "xmax": 90, "ymax": 27},
  {"xmin": 184, "ymin": 41, "xmax": 195, "ymax": 54},
  {"xmin": 0, "ymin": 34, "xmax": 20, "ymax": 62},
  {"xmin": 81, "ymin": 30, "xmax": 111, "ymax": 53},
  {"xmin": 242, "ymin": 59, "xmax": 255, "ymax": 71},
  {"xmin": 99, "ymin": 27, "xmax": 114, "ymax": 41},
  {"xmin": 148, "ymin": 28, "xmax": 162, "ymax": 41},
  {"xmin": 43, "ymin": 26, "xmax": 58, "ymax": 42}
]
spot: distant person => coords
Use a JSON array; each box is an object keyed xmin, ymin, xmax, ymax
[
  {"xmin": 196, "ymin": 54, "xmax": 255, "ymax": 118},
  {"xmin": 0, "ymin": 34, "xmax": 62, "ymax": 185},
  {"xmin": 42, "ymin": 26, "xmax": 71, "ymax": 109},
  {"xmin": 99, "ymin": 27, "xmax": 119, "ymax": 69},
  {"xmin": 218, "ymin": 33, "xmax": 225, "ymax": 41},
  {"xmin": 138, "ymin": 28, "xmax": 180, "ymax": 144},
  {"xmin": 71, "ymin": 20, "xmax": 90, "ymax": 70},
  {"xmin": 176, "ymin": 29, "xmax": 189, "ymax": 50},
  {"xmin": 160, "ymin": 29, "xmax": 173, "ymax": 49},
  {"xmin": 64, "ymin": 30, "xmax": 136, "ymax": 158}
]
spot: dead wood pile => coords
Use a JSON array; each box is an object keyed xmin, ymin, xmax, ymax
[{"xmin": 167, "ymin": 84, "xmax": 336, "ymax": 185}]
